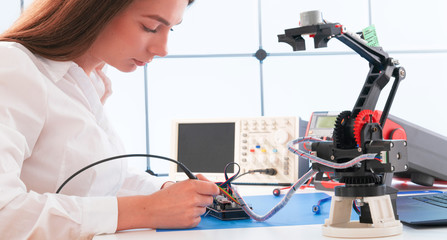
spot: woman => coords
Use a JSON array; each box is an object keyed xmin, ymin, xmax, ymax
[{"xmin": 0, "ymin": 0, "xmax": 219, "ymax": 239}]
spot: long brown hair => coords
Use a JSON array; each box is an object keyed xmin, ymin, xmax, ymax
[{"xmin": 0, "ymin": 0, "xmax": 194, "ymax": 61}]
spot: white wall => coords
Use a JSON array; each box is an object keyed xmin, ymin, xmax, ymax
[
  {"xmin": 2, "ymin": 0, "xmax": 446, "ymax": 175},
  {"xmin": 135, "ymin": 0, "xmax": 447, "ymax": 174},
  {"xmin": 0, "ymin": 1, "xmax": 32, "ymax": 32}
]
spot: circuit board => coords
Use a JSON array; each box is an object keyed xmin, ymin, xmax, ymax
[{"xmin": 206, "ymin": 195, "xmax": 251, "ymax": 220}]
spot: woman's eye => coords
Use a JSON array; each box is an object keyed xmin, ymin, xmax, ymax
[{"xmin": 142, "ymin": 25, "xmax": 157, "ymax": 33}]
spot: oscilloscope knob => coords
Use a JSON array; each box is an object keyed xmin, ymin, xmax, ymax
[{"xmin": 274, "ymin": 129, "xmax": 289, "ymax": 144}]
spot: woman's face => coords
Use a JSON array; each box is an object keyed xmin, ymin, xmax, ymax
[{"xmin": 89, "ymin": 0, "xmax": 188, "ymax": 72}]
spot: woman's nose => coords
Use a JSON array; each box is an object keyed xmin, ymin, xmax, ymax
[{"xmin": 147, "ymin": 31, "xmax": 169, "ymax": 57}]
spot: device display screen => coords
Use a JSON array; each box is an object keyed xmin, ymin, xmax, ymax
[
  {"xmin": 315, "ymin": 116, "xmax": 337, "ymax": 129},
  {"xmin": 177, "ymin": 123, "xmax": 235, "ymax": 173}
]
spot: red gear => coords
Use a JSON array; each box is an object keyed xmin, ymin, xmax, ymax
[{"xmin": 353, "ymin": 110, "xmax": 381, "ymax": 146}]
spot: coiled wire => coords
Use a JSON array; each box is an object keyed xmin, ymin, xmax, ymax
[{"xmin": 231, "ymin": 137, "xmax": 380, "ymax": 221}]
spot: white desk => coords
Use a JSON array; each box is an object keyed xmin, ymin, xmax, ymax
[
  {"xmin": 93, "ymin": 184, "xmax": 447, "ymax": 240},
  {"xmin": 95, "ymin": 224, "xmax": 447, "ymax": 240}
]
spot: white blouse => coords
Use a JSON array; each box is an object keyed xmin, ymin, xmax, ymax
[{"xmin": 0, "ymin": 42, "xmax": 165, "ymax": 239}]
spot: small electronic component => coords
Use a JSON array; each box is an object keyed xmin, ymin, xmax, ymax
[
  {"xmin": 206, "ymin": 195, "xmax": 251, "ymax": 220},
  {"xmin": 312, "ymin": 196, "xmax": 331, "ymax": 214},
  {"xmin": 272, "ymin": 186, "xmax": 291, "ymax": 196}
]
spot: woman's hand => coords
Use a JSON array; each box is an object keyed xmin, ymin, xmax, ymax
[
  {"xmin": 116, "ymin": 174, "xmax": 220, "ymax": 231},
  {"xmin": 93, "ymin": 63, "xmax": 112, "ymax": 105}
]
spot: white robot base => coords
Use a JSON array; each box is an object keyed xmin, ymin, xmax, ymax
[{"xmin": 322, "ymin": 195, "xmax": 402, "ymax": 238}]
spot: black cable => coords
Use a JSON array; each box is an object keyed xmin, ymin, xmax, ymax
[
  {"xmin": 217, "ymin": 166, "xmax": 278, "ymax": 189},
  {"xmin": 55, "ymin": 154, "xmax": 197, "ymax": 194},
  {"xmin": 223, "ymin": 162, "xmax": 240, "ymax": 189},
  {"xmin": 233, "ymin": 168, "xmax": 277, "ymax": 181}
]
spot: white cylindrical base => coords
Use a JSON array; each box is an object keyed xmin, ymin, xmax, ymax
[
  {"xmin": 322, "ymin": 195, "xmax": 403, "ymax": 238},
  {"xmin": 322, "ymin": 221, "xmax": 403, "ymax": 238}
]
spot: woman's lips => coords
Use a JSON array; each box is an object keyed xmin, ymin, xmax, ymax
[{"xmin": 134, "ymin": 59, "xmax": 146, "ymax": 66}]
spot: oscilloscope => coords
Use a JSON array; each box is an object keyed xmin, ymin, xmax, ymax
[{"xmin": 170, "ymin": 116, "xmax": 308, "ymax": 185}]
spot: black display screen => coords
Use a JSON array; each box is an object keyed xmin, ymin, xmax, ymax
[{"xmin": 177, "ymin": 123, "xmax": 235, "ymax": 173}]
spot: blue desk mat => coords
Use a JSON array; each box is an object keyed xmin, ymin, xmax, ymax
[{"xmin": 158, "ymin": 192, "xmax": 359, "ymax": 232}]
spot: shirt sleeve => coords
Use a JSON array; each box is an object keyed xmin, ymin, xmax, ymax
[
  {"xmin": 117, "ymin": 167, "xmax": 169, "ymax": 196},
  {"xmin": 0, "ymin": 44, "xmax": 118, "ymax": 239}
]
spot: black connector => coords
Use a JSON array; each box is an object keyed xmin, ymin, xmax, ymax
[
  {"xmin": 264, "ymin": 168, "xmax": 277, "ymax": 176},
  {"xmin": 249, "ymin": 168, "xmax": 277, "ymax": 175}
]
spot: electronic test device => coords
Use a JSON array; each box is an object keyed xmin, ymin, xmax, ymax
[{"xmin": 170, "ymin": 117, "xmax": 308, "ymax": 185}]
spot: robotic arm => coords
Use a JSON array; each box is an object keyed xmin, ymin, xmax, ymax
[
  {"xmin": 278, "ymin": 12, "xmax": 408, "ymax": 238},
  {"xmin": 279, "ymin": 22, "xmax": 406, "ymax": 130}
]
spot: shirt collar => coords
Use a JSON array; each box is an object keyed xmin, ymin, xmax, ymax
[
  {"xmin": 36, "ymin": 56, "xmax": 76, "ymax": 83},
  {"xmin": 11, "ymin": 42, "xmax": 75, "ymax": 83},
  {"xmin": 11, "ymin": 42, "xmax": 111, "ymax": 103}
]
